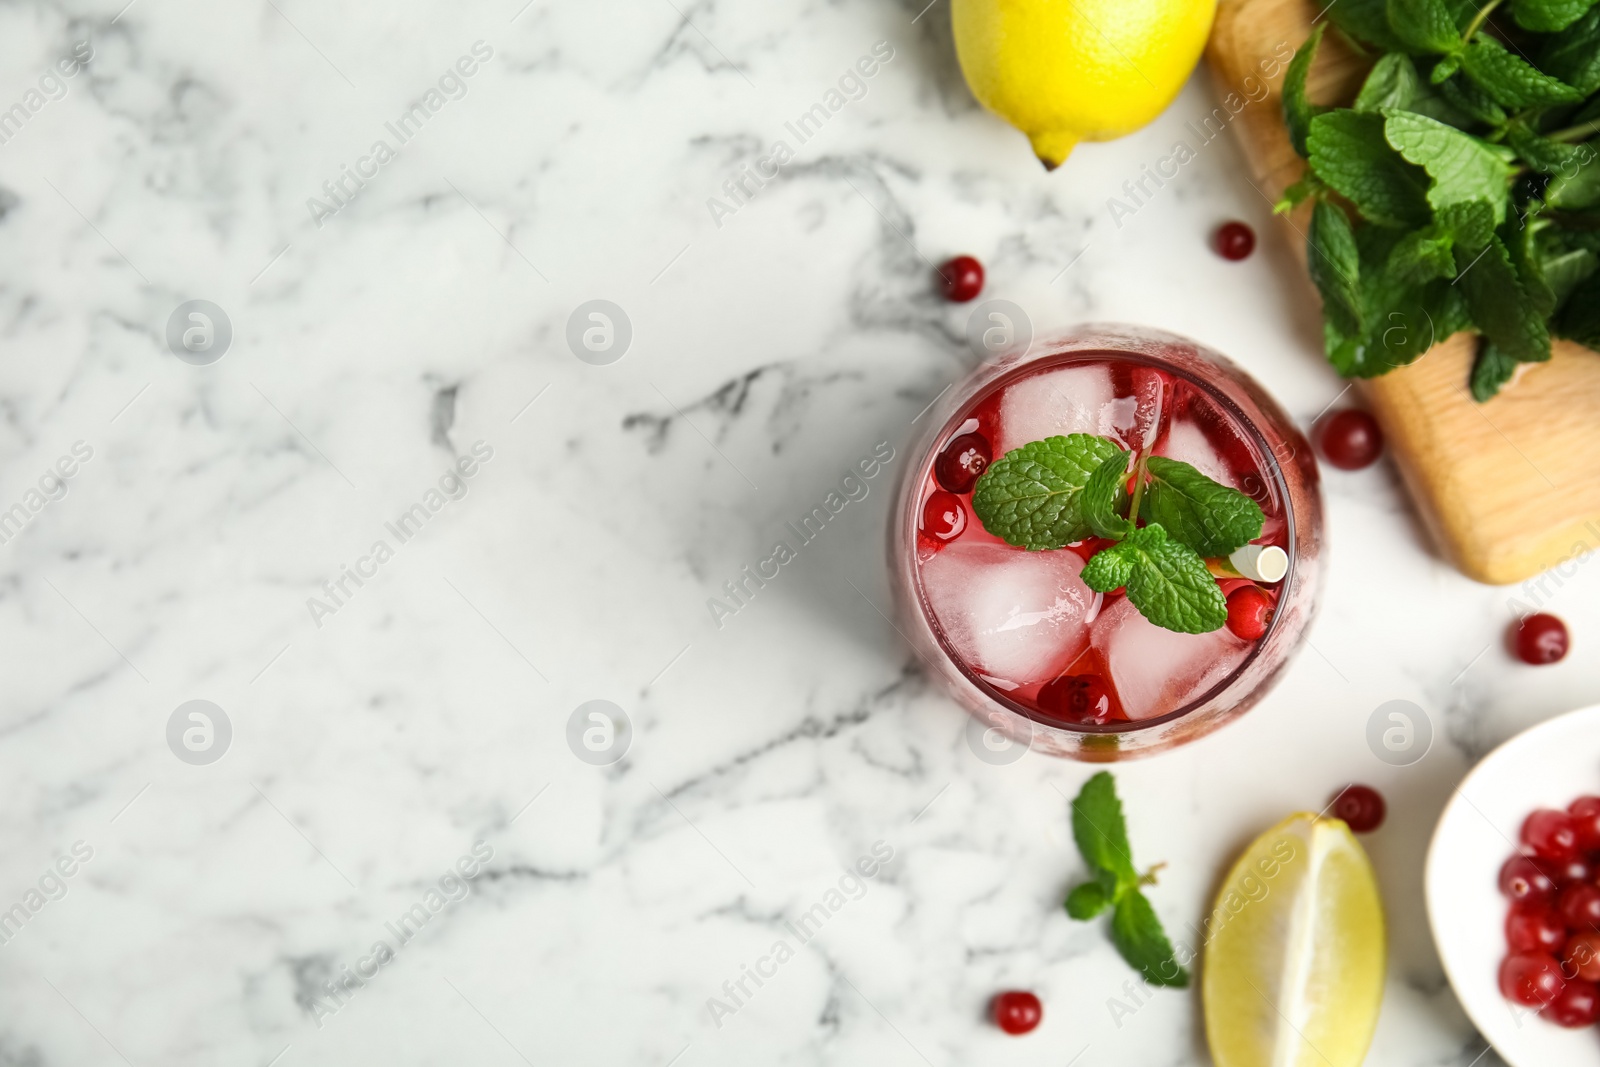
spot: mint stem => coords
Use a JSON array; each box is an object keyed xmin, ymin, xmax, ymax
[
  {"xmin": 1461, "ymin": 0, "xmax": 1504, "ymax": 42},
  {"xmin": 1139, "ymin": 861, "xmax": 1167, "ymax": 887},
  {"xmin": 1126, "ymin": 451, "xmax": 1150, "ymax": 526},
  {"xmin": 1546, "ymin": 118, "xmax": 1600, "ymax": 143}
]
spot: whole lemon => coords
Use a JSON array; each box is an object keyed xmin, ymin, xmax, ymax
[{"xmin": 952, "ymin": 0, "xmax": 1218, "ymax": 169}]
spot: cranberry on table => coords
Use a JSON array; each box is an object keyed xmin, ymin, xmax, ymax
[
  {"xmin": 1500, "ymin": 952, "xmax": 1567, "ymax": 1006},
  {"xmin": 1214, "ymin": 221, "xmax": 1256, "ymax": 261},
  {"xmin": 1038, "ymin": 674, "xmax": 1117, "ymax": 725},
  {"xmin": 1569, "ymin": 795, "xmax": 1600, "ymax": 851},
  {"xmin": 1513, "ymin": 613, "xmax": 1570, "ymax": 665},
  {"xmin": 1500, "ymin": 854, "xmax": 1558, "ymax": 904},
  {"xmin": 1549, "ymin": 978, "xmax": 1600, "ymax": 1028},
  {"xmin": 921, "ymin": 491, "xmax": 967, "ymax": 542},
  {"xmin": 1329, "ymin": 784, "xmax": 1386, "ymax": 834},
  {"xmin": 937, "ymin": 255, "xmax": 985, "ymax": 302},
  {"xmin": 991, "ymin": 990, "xmax": 1042, "ymax": 1035},
  {"xmin": 1313, "ymin": 409, "xmax": 1384, "ymax": 470},
  {"xmin": 1565, "ymin": 932, "xmax": 1600, "ymax": 982},
  {"xmin": 1523, "ymin": 809, "xmax": 1580, "ymax": 862},
  {"xmin": 1225, "ymin": 585, "xmax": 1275, "ymax": 640},
  {"xmin": 1507, "ymin": 903, "xmax": 1568, "ymax": 954},
  {"xmin": 935, "ymin": 432, "xmax": 993, "ymax": 494},
  {"xmin": 1560, "ymin": 883, "xmax": 1600, "ymax": 932}
]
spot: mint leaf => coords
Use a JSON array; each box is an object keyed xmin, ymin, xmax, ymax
[
  {"xmin": 1139, "ymin": 456, "xmax": 1265, "ymax": 557},
  {"xmin": 1471, "ymin": 338, "xmax": 1521, "ymax": 399},
  {"xmin": 1081, "ymin": 544, "xmax": 1137, "ymax": 593},
  {"xmin": 1433, "ymin": 66, "xmax": 1510, "ymax": 123},
  {"xmin": 970, "ymin": 434, "xmax": 1126, "ymax": 550},
  {"xmin": 1388, "ymin": 0, "xmax": 1466, "ymax": 53},
  {"xmin": 1330, "ymin": 0, "xmax": 1409, "ymax": 50},
  {"xmin": 1308, "ymin": 111, "xmax": 1432, "ymax": 226},
  {"xmin": 1387, "ymin": 225, "xmax": 1458, "ymax": 284},
  {"xmin": 1456, "ymin": 234, "xmax": 1553, "ymax": 361},
  {"xmin": 1547, "ymin": 152, "xmax": 1600, "ymax": 210},
  {"xmin": 1309, "ymin": 199, "xmax": 1364, "ymax": 335},
  {"xmin": 1065, "ymin": 881, "xmax": 1112, "ymax": 920},
  {"xmin": 1110, "ymin": 890, "xmax": 1190, "ymax": 989},
  {"xmin": 1082, "ymin": 450, "xmax": 1134, "ymax": 540},
  {"xmin": 1541, "ymin": 8, "xmax": 1600, "ymax": 94},
  {"xmin": 1557, "ymin": 273, "xmax": 1600, "ymax": 346},
  {"xmin": 1545, "ymin": 248, "xmax": 1599, "ymax": 308},
  {"xmin": 1285, "ymin": 24, "xmax": 1326, "ymax": 157},
  {"xmin": 1460, "ymin": 36, "xmax": 1585, "ymax": 107},
  {"xmin": 1505, "ymin": 122, "xmax": 1589, "ymax": 173},
  {"xmin": 1356, "ymin": 53, "xmax": 1423, "ymax": 111},
  {"xmin": 1510, "ymin": 218, "xmax": 1559, "ymax": 318},
  {"xmin": 1071, "ymin": 771, "xmax": 1137, "ymax": 888},
  {"xmin": 1512, "ymin": 0, "xmax": 1599, "ymax": 32},
  {"xmin": 1085, "ymin": 525, "xmax": 1228, "ymax": 634},
  {"xmin": 1384, "ymin": 110, "xmax": 1514, "ymax": 221},
  {"xmin": 1438, "ymin": 199, "xmax": 1496, "ymax": 253}
]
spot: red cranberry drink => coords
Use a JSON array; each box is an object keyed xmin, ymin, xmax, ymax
[{"xmin": 891, "ymin": 325, "xmax": 1322, "ymax": 760}]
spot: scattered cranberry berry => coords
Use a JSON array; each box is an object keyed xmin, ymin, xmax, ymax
[
  {"xmin": 1313, "ymin": 409, "xmax": 1384, "ymax": 470},
  {"xmin": 1038, "ymin": 674, "xmax": 1117, "ymax": 725},
  {"xmin": 1500, "ymin": 854, "xmax": 1558, "ymax": 904},
  {"xmin": 991, "ymin": 990, "xmax": 1042, "ymax": 1035},
  {"xmin": 1524, "ymin": 809, "xmax": 1580, "ymax": 862},
  {"xmin": 1508, "ymin": 904, "xmax": 1568, "ymax": 954},
  {"xmin": 921, "ymin": 491, "xmax": 967, "ymax": 542},
  {"xmin": 935, "ymin": 432, "xmax": 992, "ymax": 494},
  {"xmin": 1225, "ymin": 585, "xmax": 1275, "ymax": 641},
  {"xmin": 1214, "ymin": 221, "xmax": 1256, "ymax": 261},
  {"xmin": 1552, "ymin": 979, "xmax": 1600, "ymax": 1028},
  {"xmin": 937, "ymin": 255, "xmax": 985, "ymax": 302},
  {"xmin": 1329, "ymin": 784, "xmax": 1386, "ymax": 834},
  {"xmin": 1566, "ymin": 932, "xmax": 1600, "ymax": 982},
  {"xmin": 1513, "ymin": 613, "xmax": 1570, "ymax": 665},
  {"xmin": 1570, "ymin": 796, "xmax": 1600, "ymax": 851},
  {"xmin": 1500, "ymin": 952, "xmax": 1567, "ymax": 1006}
]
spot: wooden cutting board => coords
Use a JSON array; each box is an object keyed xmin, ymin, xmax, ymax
[{"xmin": 1207, "ymin": 0, "xmax": 1600, "ymax": 585}]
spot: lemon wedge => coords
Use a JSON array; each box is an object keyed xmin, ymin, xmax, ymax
[{"xmin": 1203, "ymin": 813, "xmax": 1386, "ymax": 1067}]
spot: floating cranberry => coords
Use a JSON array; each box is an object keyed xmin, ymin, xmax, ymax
[
  {"xmin": 1329, "ymin": 785, "xmax": 1386, "ymax": 834},
  {"xmin": 1214, "ymin": 221, "xmax": 1256, "ymax": 261},
  {"xmin": 1514, "ymin": 613, "xmax": 1570, "ymax": 665},
  {"xmin": 1508, "ymin": 904, "xmax": 1568, "ymax": 954},
  {"xmin": 937, "ymin": 255, "xmax": 985, "ymax": 302},
  {"xmin": 1501, "ymin": 855, "xmax": 1558, "ymax": 904},
  {"xmin": 1561, "ymin": 884, "xmax": 1600, "ymax": 931},
  {"xmin": 1565, "ymin": 932, "xmax": 1600, "ymax": 982},
  {"xmin": 991, "ymin": 990, "xmax": 1042, "ymax": 1035},
  {"xmin": 921, "ymin": 491, "xmax": 967, "ymax": 542},
  {"xmin": 1569, "ymin": 796, "xmax": 1600, "ymax": 851},
  {"xmin": 1550, "ymin": 979, "xmax": 1600, "ymax": 1027},
  {"xmin": 935, "ymin": 432, "xmax": 992, "ymax": 494},
  {"xmin": 1313, "ymin": 409, "xmax": 1384, "ymax": 470},
  {"xmin": 1225, "ymin": 585, "xmax": 1275, "ymax": 641},
  {"xmin": 1524, "ymin": 809, "xmax": 1580, "ymax": 862},
  {"xmin": 1037, "ymin": 674, "xmax": 1117, "ymax": 725},
  {"xmin": 1500, "ymin": 952, "xmax": 1567, "ymax": 1006}
]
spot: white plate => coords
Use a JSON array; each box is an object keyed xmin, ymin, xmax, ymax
[{"xmin": 1426, "ymin": 703, "xmax": 1600, "ymax": 1067}]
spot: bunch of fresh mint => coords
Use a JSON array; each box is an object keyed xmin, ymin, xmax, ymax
[
  {"xmin": 1278, "ymin": 0, "xmax": 1600, "ymax": 400},
  {"xmin": 1064, "ymin": 772, "xmax": 1189, "ymax": 988},
  {"xmin": 970, "ymin": 433, "xmax": 1264, "ymax": 634}
]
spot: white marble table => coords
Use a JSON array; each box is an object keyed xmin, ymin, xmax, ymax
[{"xmin": 0, "ymin": 2, "xmax": 1595, "ymax": 1064}]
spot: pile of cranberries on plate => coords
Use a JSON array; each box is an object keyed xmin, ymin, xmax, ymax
[{"xmin": 1499, "ymin": 798, "xmax": 1600, "ymax": 1027}]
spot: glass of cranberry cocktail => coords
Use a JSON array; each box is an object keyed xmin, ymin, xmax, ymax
[{"xmin": 890, "ymin": 324, "xmax": 1323, "ymax": 761}]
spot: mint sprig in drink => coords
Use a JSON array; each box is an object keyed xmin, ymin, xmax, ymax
[{"xmin": 891, "ymin": 326, "xmax": 1323, "ymax": 760}]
